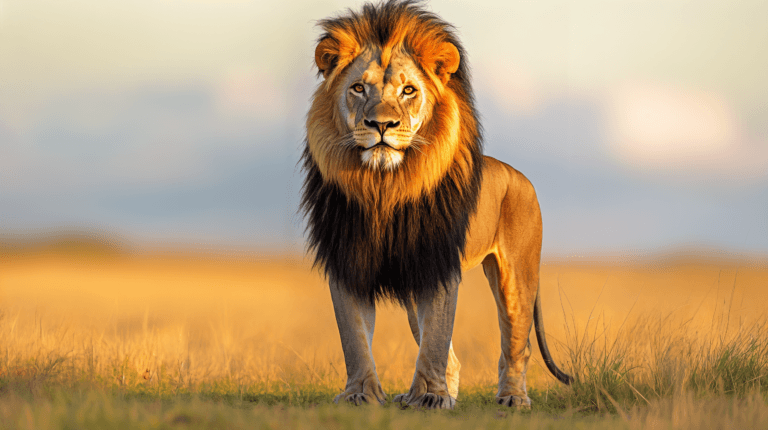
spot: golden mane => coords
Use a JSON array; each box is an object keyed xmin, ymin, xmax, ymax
[{"xmin": 305, "ymin": 0, "xmax": 481, "ymax": 220}]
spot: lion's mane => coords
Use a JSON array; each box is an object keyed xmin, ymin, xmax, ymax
[{"xmin": 302, "ymin": 0, "xmax": 483, "ymax": 305}]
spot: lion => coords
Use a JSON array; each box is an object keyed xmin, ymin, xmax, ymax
[{"xmin": 301, "ymin": 0, "xmax": 571, "ymax": 409}]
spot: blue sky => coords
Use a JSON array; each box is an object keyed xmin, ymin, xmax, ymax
[{"xmin": 1, "ymin": 0, "xmax": 766, "ymax": 256}]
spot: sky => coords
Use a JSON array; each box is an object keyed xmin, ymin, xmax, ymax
[{"xmin": 1, "ymin": 0, "xmax": 767, "ymax": 257}]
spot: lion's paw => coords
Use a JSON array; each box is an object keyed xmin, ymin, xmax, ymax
[
  {"xmin": 395, "ymin": 393, "xmax": 455, "ymax": 410},
  {"xmin": 334, "ymin": 392, "xmax": 384, "ymax": 406},
  {"xmin": 495, "ymin": 395, "xmax": 531, "ymax": 409}
]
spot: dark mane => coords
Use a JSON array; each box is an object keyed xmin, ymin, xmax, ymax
[{"xmin": 302, "ymin": 0, "xmax": 484, "ymax": 306}]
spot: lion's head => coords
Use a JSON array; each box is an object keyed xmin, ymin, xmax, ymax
[
  {"xmin": 302, "ymin": 0, "xmax": 484, "ymax": 304},
  {"xmin": 305, "ymin": 0, "xmax": 481, "ymax": 214}
]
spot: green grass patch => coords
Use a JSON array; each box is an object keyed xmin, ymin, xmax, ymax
[{"xmin": 2, "ymin": 381, "xmax": 768, "ymax": 430}]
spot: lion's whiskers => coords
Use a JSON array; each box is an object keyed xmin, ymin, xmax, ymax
[
  {"xmin": 338, "ymin": 132, "xmax": 357, "ymax": 149},
  {"xmin": 408, "ymin": 143, "xmax": 424, "ymax": 155},
  {"xmin": 409, "ymin": 135, "xmax": 431, "ymax": 155}
]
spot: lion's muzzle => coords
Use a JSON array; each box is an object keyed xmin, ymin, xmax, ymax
[{"xmin": 363, "ymin": 119, "xmax": 401, "ymax": 137}]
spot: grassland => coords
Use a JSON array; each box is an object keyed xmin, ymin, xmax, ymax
[{"xmin": 1, "ymin": 240, "xmax": 768, "ymax": 429}]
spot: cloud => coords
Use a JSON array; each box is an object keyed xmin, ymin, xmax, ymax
[
  {"xmin": 0, "ymin": 82, "xmax": 289, "ymax": 195},
  {"xmin": 605, "ymin": 83, "xmax": 768, "ymax": 183}
]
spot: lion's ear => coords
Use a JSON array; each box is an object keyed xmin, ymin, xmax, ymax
[
  {"xmin": 315, "ymin": 37, "xmax": 339, "ymax": 79},
  {"xmin": 315, "ymin": 35, "xmax": 360, "ymax": 81},
  {"xmin": 428, "ymin": 42, "xmax": 460, "ymax": 84}
]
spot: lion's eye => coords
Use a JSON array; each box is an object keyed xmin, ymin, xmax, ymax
[
  {"xmin": 402, "ymin": 85, "xmax": 417, "ymax": 95},
  {"xmin": 352, "ymin": 83, "xmax": 365, "ymax": 94}
]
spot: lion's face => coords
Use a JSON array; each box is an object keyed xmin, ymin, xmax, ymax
[
  {"xmin": 338, "ymin": 48, "xmax": 431, "ymax": 170},
  {"xmin": 308, "ymin": 22, "xmax": 477, "ymax": 210}
]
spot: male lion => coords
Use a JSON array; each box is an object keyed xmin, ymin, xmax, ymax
[{"xmin": 301, "ymin": 0, "xmax": 571, "ymax": 410}]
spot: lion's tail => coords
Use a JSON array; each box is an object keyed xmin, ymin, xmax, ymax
[{"xmin": 533, "ymin": 290, "xmax": 573, "ymax": 385}]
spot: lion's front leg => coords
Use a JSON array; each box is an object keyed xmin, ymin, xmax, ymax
[
  {"xmin": 329, "ymin": 280, "xmax": 386, "ymax": 405},
  {"xmin": 403, "ymin": 298, "xmax": 461, "ymax": 399},
  {"xmin": 394, "ymin": 281, "xmax": 459, "ymax": 410}
]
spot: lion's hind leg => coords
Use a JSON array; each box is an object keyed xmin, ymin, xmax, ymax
[
  {"xmin": 482, "ymin": 253, "xmax": 536, "ymax": 409},
  {"xmin": 329, "ymin": 280, "xmax": 386, "ymax": 405}
]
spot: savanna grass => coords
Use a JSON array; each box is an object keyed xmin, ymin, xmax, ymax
[
  {"xmin": 3, "ymin": 299, "xmax": 768, "ymax": 425},
  {"xmin": 2, "ymin": 251, "xmax": 768, "ymax": 429},
  {"xmin": 546, "ymin": 301, "xmax": 768, "ymax": 414}
]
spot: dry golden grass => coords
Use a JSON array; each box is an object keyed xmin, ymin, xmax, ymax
[{"xmin": 2, "ymin": 245, "xmax": 767, "ymax": 399}]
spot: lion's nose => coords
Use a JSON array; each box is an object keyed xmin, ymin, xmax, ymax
[{"xmin": 364, "ymin": 119, "xmax": 400, "ymax": 136}]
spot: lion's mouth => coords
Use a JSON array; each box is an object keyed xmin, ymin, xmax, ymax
[{"xmin": 365, "ymin": 142, "xmax": 401, "ymax": 151}]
